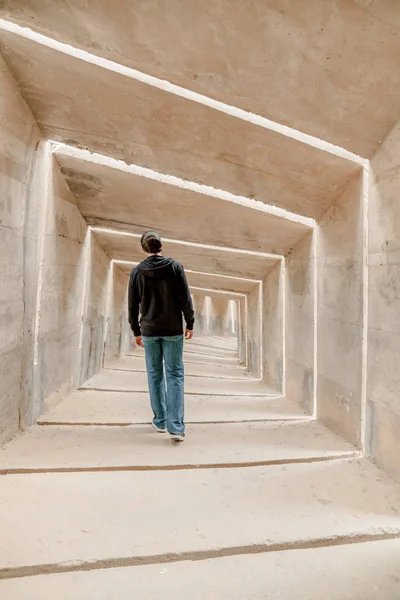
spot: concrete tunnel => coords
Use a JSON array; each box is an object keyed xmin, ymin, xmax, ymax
[{"xmin": 1, "ymin": 1, "xmax": 400, "ymax": 596}]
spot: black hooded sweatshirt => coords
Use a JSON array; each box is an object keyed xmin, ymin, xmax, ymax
[{"xmin": 128, "ymin": 256, "xmax": 195, "ymax": 337}]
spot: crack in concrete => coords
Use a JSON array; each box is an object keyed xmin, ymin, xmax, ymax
[
  {"xmin": 1, "ymin": 528, "xmax": 398, "ymax": 580},
  {"xmin": 0, "ymin": 452, "xmax": 360, "ymax": 476}
]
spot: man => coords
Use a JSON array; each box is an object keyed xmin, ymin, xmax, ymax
[{"xmin": 128, "ymin": 231, "xmax": 194, "ymax": 442}]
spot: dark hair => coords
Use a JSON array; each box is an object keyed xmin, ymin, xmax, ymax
[{"xmin": 141, "ymin": 231, "xmax": 162, "ymax": 254}]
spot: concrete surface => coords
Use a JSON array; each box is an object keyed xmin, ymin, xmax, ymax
[
  {"xmin": 247, "ymin": 284, "xmax": 261, "ymax": 377},
  {"xmin": 133, "ymin": 350, "xmax": 241, "ymax": 367},
  {"xmin": 92, "ymin": 229, "xmax": 280, "ymax": 280},
  {"xmin": 111, "ymin": 355, "xmax": 249, "ymax": 379},
  {"xmin": 0, "ymin": 30, "xmax": 360, "ymax": 221},
  {"xmin": 53, "ymin": 152, "xmax": 312, "ymax": 256},
  {"xmin": 367, "ymin": 118, "xmax": 400, "ymax": 481},
  {"xmin": 35, "ymin": 157, "xmax": 87, "ymax": 408},
  {"xmin": 0, "ymin": 54, "xmax": 41, "ymax": 443},
  {"xmin": 2, "ymin": 539, "xmax": 400, "ymax": 599},
  {"xmin": 38, "ymin": 390, "xmax": 302, "ymax": 425},
  {"xmin": 1, "ymin": 459, "xmax": 400, "ymax": 571},
  {"xmin": 285, "ymin": 231, "xmax": 315, "ymax": 414},
  {"xmin": 317, "ymin": 172, "xmax": 364, "ymax": 446},
  {"xmin": 81, "ymin": 369, "xmax": 276, "ymax": 396},
  {"xmin": 104, "ymin": 263, "xmax": 129, "ymax": 367},
  {"xmin": 0, "ymin": 420, "xmax": 356, "ymax": 472},
  {"xmin": 3, "ymin": 0, "xmax": 400, "ymax": 158},
  {"xmin": 116, "ymin": 262, "xmax": 262, "ymax": 294},
  {"xmin": 262, "ymin": 261, "xmax": 284, "ymax": 391}
]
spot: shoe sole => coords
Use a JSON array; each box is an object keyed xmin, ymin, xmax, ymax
[
  {"xmin": 152, "ymin": 423, "xmax": 166, "ymax": 433},
  {"xmin": 169, "ymin": 434, "xmax": 185, "ymax": 442}
]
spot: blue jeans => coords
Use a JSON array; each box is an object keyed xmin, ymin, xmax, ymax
[{"xmin": 142, "ymin": 335, "xmax": 185, "ymax": 434}]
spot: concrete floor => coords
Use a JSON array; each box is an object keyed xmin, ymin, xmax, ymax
[{"xmin": 1, "ymin": 337, "xmax": 400, "ymax": 596}]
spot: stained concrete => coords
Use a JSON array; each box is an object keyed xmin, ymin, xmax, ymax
[
  {"xmin": 38, "ymin": 390, "xmax": 301, "ymax": 426},
  {"xmin": 92, "ymin": 229, "xmax": 279, "ymax": 280},
  {"xmin": 3, "ymin": 1, "xmax": 400, "ymax": 157},
  {"xmin": 2, "ymin": 539, "xmax": 400, "ymax": 599},
  {"xmin": 1, "ymin": 459, "xmax": 400, "ymax": 571},
  {"xmin": 0, "ymin": 420, "xmax": 356, "ymax": 472}
]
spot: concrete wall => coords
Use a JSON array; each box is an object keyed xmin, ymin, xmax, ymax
[
  {"xmin": 0, "ymin": 54, "xmax": 116, "ymax": 445},
  {"xmin": 193, "ymin": 295, "xmax": 237, "ymax": 337},
  {"xmin": 263, "ymin": 262, "xmax": 284, "ymax": 393},
  {"xmin": 35, "ymin": 160, "xmax": 87, "ymax": 413},
  {"xmin": 285, "ymin": 232, "xmax": 315, "ymax": 413},
  {"xmin": 367, "ymin": 122, "xmax": 400, "ymax": 480},
  {"xmin": 247, "ymin": 285, "xmax": 261, "ymax": 377},
  {"xmin": 317, "ymin": 172, "xmax": 364, "ymax": 446},
  {"xmin": 193, "ymin": 295, "xmax": 206, "ymax": 336},
  {"xmin": 80, "ymin": 235, "xmax": 110, "ymax": 382},
  {"xmin": 0, "ymin": 55, "xmax": 41, "ymax": 443},
  {"xmin": 104, "ymin": 264, "xmax": 129, "ymax": 366},
  {"xmin": 237, "ymin": 297, "xmax": 246, "ymax": 365}
]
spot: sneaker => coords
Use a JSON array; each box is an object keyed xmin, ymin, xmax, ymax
[
  {"xmin": 169, "ymin": 432, "xmax": 185, "ymax": 442},
  {"xmin": 152, "ymin": 422, "xmax": 166, "ymax": 433}
]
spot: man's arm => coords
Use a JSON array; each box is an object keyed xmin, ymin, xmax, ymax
[
  {"xmin": 128, "ymin": 270, "xmax": 142, "ymax": 340},
  {"xmin": 177, "ymin": 264, "xmax": 195, "ymax": 332}
]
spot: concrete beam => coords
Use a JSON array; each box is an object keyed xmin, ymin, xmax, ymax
[
  {"xmin": 2, "ymin": 1, "xmax": 398, "ymax": 157},
  {"xmin": 0, "ymin": 27, "xmax": 360, "ymax": 220},
  {"xmin": 91, "ymin": 230, "xmax": 280, "ymax": 280}
]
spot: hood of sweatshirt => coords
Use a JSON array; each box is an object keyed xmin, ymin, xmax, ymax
[{"xmin": 137, "ymin": 255, "xmax": 175, "ymax": 278}]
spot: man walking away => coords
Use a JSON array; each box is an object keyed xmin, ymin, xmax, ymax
[{"xmin": 128, "ymin": 231, "xmax": 194, "ymax": 442}]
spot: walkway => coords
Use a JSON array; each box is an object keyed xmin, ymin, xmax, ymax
[{"xmin": 1, "ymin": 337, "xmax": 400, "ymax": 598}]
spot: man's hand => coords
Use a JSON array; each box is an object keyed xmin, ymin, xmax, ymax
[
  {"xmin": 185, "ymin": 329, "xmax": 193, "ymax": 341},
  {"xmin": 135, "ymin": 336, "xmax": 144, "ymax": 348}
]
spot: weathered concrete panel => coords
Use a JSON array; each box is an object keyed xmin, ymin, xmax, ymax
[
  {"xmin": 317, "ymin": 173, "xmax": 364, "ymax": 446},
  {"xmin": 80, "ymin": 237, "xmax": 110, "ymax": 382},
  {"xmin": 238, "ymin": 297, "xmax": 246, "ymax": 365},
  {"xmin": 2, "ymin": 1, "xmax": 400, "ymax": 157},
  {"xmin": 0, "ymin": 55, "xmax": 41, "ymax": 443},
  {"xmin": 104, "ymin": 264, "xmax": 129, "ymax": 366},
  {"xmin": 34, "ymin": 158, "xmax": 87, "ymax": 411},
  {"xmin": 193, "ymin": 295, "xmax": 237, "ymax": 339},
  {"xmin": 91, "ymin": 230, "xmax": 279, "ymax": 280},
  {"xmin": 262, "ymin": 261, "xmax": 283, "ymax": 391},
  {"xmin": 367, "ymin": 121, "xmax": 400, "ymax": 481},
  {"xmin": 0, "ymin": 31, "xmax": 360, "ymax": 221},
  {"xmin": 247, "ymin": 285, "xmax": 261, "ymax": 377},
  {"xmin": 285, "ymin": 232, "xmax": 315, "ymax": 413}
]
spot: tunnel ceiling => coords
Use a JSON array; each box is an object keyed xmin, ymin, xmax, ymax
[
  {"xmin": 2, "ymin": 1, "xmax": 397, "ymax": 293},
  {"xmin": 92, "ymin": 231, "xmax": 279, "ymax": 281},
  {"xmin": 0, "ymin": 30, "xmax": 360, "ymax": 221},
  {"xmin": 114, "ymin": 261, "xmax": 258, "ymax": 294},
  {"xmin": 53, "ymin": 150, "xmax": 311, "ymax": 256},
  {"xmin": 1, "ymin": 0, "xmax": 400, "ymax": 158}
]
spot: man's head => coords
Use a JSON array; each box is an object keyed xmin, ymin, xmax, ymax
[{"xmin": 141, "ymin": 231, "xmax": 162, "ymax": 255}]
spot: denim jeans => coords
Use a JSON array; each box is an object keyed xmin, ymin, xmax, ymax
[{"xmin": 142, "ymin": 335, "xmax": 185, "ymax": 434}]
